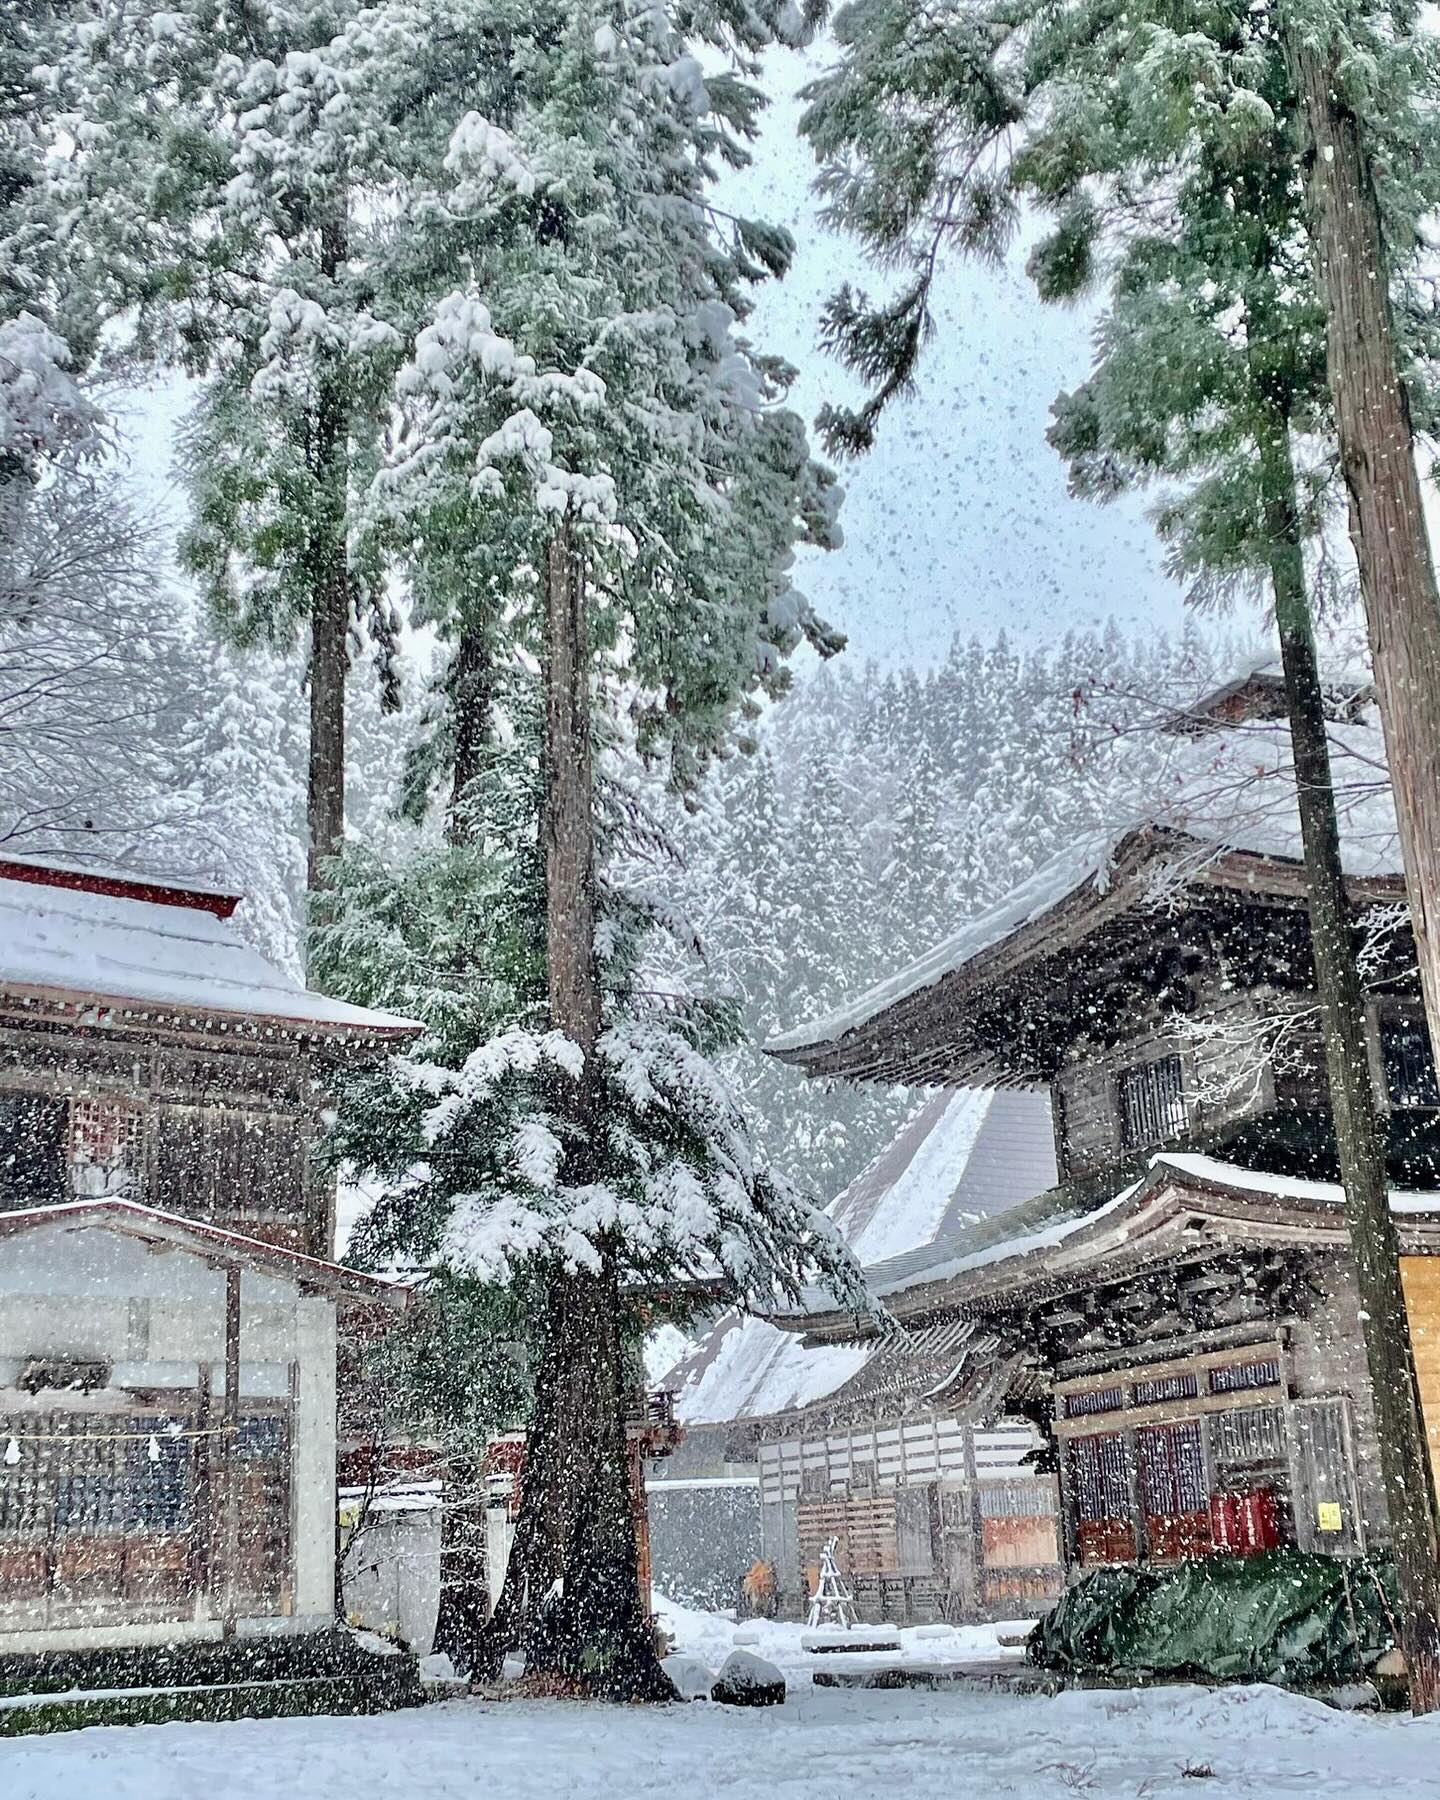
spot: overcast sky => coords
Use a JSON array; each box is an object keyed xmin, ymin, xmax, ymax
[
  {"xmin": 111, "ymin": 36, "xmax": 1193, "ymax": 674},
  {"xmin": 716, "ymin": 43, "xmax": 1189, "ymax": 669}
]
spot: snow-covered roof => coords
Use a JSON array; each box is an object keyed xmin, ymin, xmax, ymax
[
  {"xmin": 828, "ymin": 1087, "xmax": 1058, "ymax": 1266},
  {"xmin": 768, "ymin": 837, "xmax": 1115, "ymax": 1059},
  {"xmin": 660, "ymin": 1087, "xmax": 1055, "ymax": 1426},
  {"xmin": 0, "ymin": 1197, "xmax": 413, "ymax": 1307},
  {"xmin": 794, "ymin": 1151, "xmax": 1440, "ymax": 1332},
  {"xmin": 662, "ymin": 1312, "xmax": 871, "ymax": 1427},
  {"xmin": 0, "ymin": 857, "xmax": 420, "ymax": 1040},
  {"xmin": 770, "ymin": 697, "xmax": 1402, "ymax": 1070}
]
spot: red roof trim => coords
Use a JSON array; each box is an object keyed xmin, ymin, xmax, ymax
[{"xmin": 0, "ymin": 858, "xmax": 241, "ymax": 919}]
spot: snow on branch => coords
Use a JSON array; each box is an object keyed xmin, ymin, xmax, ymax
[{"xmin": 0, "ymin": 316, "xmax": 104, "ymax": 469}]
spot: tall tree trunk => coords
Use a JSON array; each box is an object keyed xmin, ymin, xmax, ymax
[
  {"xmin": 447, "ymin": 625, "xmax": 492, "ymax": 845},
  {"xmin": 428, "ymin": 627, "xmax": 498, "ymax": 1671},
  {"xmin": 1281, "ymin": 14, "xmax": 1440, "ymax": 1114},
  {"xmin": 1256, "ymin": 403, "xmax": 1440, "ymax": 1715},
  {"xmin": 477, "ymin": 523, "xmax": 672, "ymax": 1701},
  {"xmin": 305, "ymin": 215, "xmax": 351, "ymax": 895},
  {"xmin": 307, "ymin": 518, "xmax": 347, "ymax": 890}
]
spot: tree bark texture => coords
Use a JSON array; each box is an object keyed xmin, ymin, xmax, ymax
[
  {"xmin": 1257, "ymin": 406, "xmax": 1440, "ymax": 1715},
  {"xmin": 446, "ymin": 625, "xmax": 493, "ymax": 846},
  {"xmin": 305, "ymin": 215, "xmax": 351, "ymax": 894},
  {"xmin": 477, "ymin": 524, "xmax": 672, "ymax": 1701},
  {"xmin": 1283, "ymin": 17, "xmax": 1440, "ymax": 1154}
]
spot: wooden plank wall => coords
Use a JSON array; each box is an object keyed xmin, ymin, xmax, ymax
[{"xmin": 1400, "ymin": 1258, "xmax": 1440, "ymax": 1504}]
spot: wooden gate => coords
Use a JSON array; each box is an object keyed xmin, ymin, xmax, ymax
[
  {"xmin": 0, "ymin": 1403, "xmax": 294, "ymax": 1632},
  {"xmin": 1068, "ymin": 1431, "xmax": 1136, "ymax": 1565},
  {"xmin": 1136, "ymin": 1420, "xmax": 1211, "ymax": 1560}
]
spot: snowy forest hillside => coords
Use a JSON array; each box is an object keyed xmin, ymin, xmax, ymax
[{"xmin": 649, "ymin": 624, "xmax": 1239, "ymax": 1200}]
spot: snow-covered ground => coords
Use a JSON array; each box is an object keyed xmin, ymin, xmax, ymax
[
  {"xmin": 9, "ymin": 1604, "xmax": 1440, "ymax": 1800},
  {"xmin": 655, "ymin": 1590, "xmax": 1030, "ymax": 1676}
]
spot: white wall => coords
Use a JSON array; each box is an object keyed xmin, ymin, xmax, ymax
[{"xmin": 340, "ymin": 1505, "xmax": 441, "ymax": 1653}]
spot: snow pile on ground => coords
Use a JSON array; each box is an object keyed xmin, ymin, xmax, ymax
[
  {"xmin": 8, "ymin": 1670, "xmax": 1440, "ymax": 1800},
  {"xmin": 654, "ymin": 1590, "xmax": 1029, "ymax": 1682}
]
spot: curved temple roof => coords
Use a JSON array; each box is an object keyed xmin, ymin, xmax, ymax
[{"xmin": 788, "ymin": 1152, "xmax": 1440, "ymax": 1342}]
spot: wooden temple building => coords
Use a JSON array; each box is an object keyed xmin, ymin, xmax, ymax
[
  {"xmin": 769, "ymin": 699, "xmax": 1440, "ymax": 1582},
  {"xmin": 0, "ymin": 856, "xmax": 419, "ymax": 1669},
  {"xmin": 655, "ymin": 1089, "xmax": 1066, "ymax": 1621}
]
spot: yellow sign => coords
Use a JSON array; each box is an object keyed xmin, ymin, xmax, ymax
[{"xmin": 1317, "ymin": 1502, "xmax": 1343, "ymax": 1533}]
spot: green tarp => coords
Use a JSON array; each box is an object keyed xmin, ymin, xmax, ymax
[{"xmin": 1027, "ymin": 1552, "xmax": 1400, "ymax": 1685}]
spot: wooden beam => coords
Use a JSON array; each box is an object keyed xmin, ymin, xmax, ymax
[{"xmin": 222, "ymin": 1265, "xmax": 241, "ymax": 1639}]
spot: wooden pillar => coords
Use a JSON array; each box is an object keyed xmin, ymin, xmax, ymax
[
  {"xmin": 222, "ymin": 1265, "xmax": 241, "ymax": 1639},
  {"xmin": 194, "ymin": 1361, "xmax": 213, "ymax": 1619},
  {"xmin": 629, "ymin": 1436, "xmax": 653, "ymax": 1617}
]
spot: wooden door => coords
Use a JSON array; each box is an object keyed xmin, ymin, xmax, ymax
[
  {"xmin": 1292, "ymin": 1397, "xmax": 1365, "ymax": 1553},
  {"xmin": 1135, "ymin": 1420, "xmax": 1211, "ymax": 1560},
  {"xmin": 210, "ymin": 1412, "xmax": 292, "ymax": 1614},
  {"xmin": 1067, "ymin": 1432, "xmax": 1136, "ymax": 1565},
  {"xmin": 0, "ymin": 1408, "xmax": 197, "ymax": 1631},
  {"xmin": 1400, "ymin": 1258, "xmax": 1440, "ymax": 1507}
]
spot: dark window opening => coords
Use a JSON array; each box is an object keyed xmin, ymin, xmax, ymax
[
  {"xmin": 1064, "ymin": 1386, "xmax": 1126, "ymax": 1419},
  {"xmin": 0, "ymin": 1091, "xmax": 67, "ymax": 1208},
  {"xmin": 1132, "ymin": 1372, "xmax": 1199, "ymax": 1408},
  {"xmin": 1210, "ymin": 1358, "xmax": 1281, "ymax": 1396},
  {"xmin": 1116, "ymin": 1055, "xmax": 1186, "ymax": 1151},
  {"xmin": 1381, "ymin": 1017, "xmax": 1440, "ymax": 1109}
]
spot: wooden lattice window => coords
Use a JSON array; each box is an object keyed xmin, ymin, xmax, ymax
[
  {"xmin": 152, "ymin": 1106, "xmax": 306, "ymax": 1228},
  {"xmin": 1116, "ymin": 1055, "xmax": 1186, "ymax": 1151},
  {"xmin": 1068, "ymin": 1432, "xmax": 1135, "ymax": 1564},
  {"xmin": 0, "ymin": 1412, "xmax": 194, "ymax": 1538},
  {"xmin": 1132, "ymin": 1373, "xmax": 1199, "ymax": 1408},
  {"xmin": 70, "ymin": 1098, "xmax": 145, "ymax": 1198},
  {"xmin": 1212, "ymin": 1404, "xmax": 1287, "ymax": 1469},
  {"xmin": 1068, "ymin": 1433, "xmax": 1132, "ymax": 1524},
  {"xmin": 1209, "ymin": 1358, "xmax": 1281, "ymax": 1396},
  {"xmin": 1136, "ymin": 1420, "xmax": 1211, "ymax": 1558},
  {"xmin": 1064, "ymin": 1386, "xmax": 1126, "ymax": 1419}
]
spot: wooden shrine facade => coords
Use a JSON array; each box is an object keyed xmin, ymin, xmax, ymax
[
  {"xmin": 791, "ymin": 1155, "xmax": 1440, "ymax": 1580},
  {"xmin": 0, "ymin": 858, "xmax": 418, "ymax": 1656},
  {"xmin": 771, "ymin": 827, "xmax": 1440, "ymax": 1197},
  {"xmin": 0, "ymin": 1202, "xmax": 407, "ymax": 1653},
  {"xmin": 748, "ymin": 1409, "xmax": 1062, "ymax": 1622},
  {"xmin": 0, "ymin": 858, "xmax": 417, "ymax": 1261}
]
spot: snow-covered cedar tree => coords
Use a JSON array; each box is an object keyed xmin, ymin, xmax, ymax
[
  {"xmin": 49, "ymin": 0, "xmax": 446, "ymax": 882},
  {"xmin": 302, "ymin": 0, "xmax": 865, "ymax": 1700},
  {"xmin": 0, "ymin": 467, "xmax": 198, "ymax": 857},
  {"xmin": 0, "ymin": 2, "xmax": 106, "ymax": 474},
  {"xmin": 0, "ymin": 313, "xmax": 102, "ymax": 474},
  {"xmin": 315, "ymin": 761, "xmax": 848, "ymax": 1309}
]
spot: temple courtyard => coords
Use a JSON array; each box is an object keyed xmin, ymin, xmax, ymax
[{"xmin": 7, "ymin": 1602, "xmax": 1440, "ymax": 1800}]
